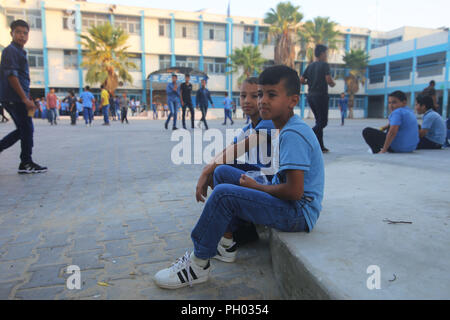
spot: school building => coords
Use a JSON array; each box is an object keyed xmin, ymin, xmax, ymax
[{"xmin": 1, "ymin": 0, "xmax": 448, "ymax": 119}]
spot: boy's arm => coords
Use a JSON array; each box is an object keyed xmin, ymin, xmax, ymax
[
  {"xmin": 7, "ymin": 76, "xmax": 35, "ymax": 110},
  {"xmin": 326, "ymin": 75, "xmax": 336, "ymax": 87},
  {"xmin": 379, "ymin": 125, "xmax": 399, "ymax": 153},
  {"xmin": 240, "ymin": 170, "xmax": 304, "ymax": 201},
  {"xmin": 419, "ymin": 128, "xmax": 428, "ymax": 138}
]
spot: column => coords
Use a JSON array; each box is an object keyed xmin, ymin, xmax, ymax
[
  {"xmin": 140, "ymin": 11, "xmax": 147, "ymax": 105},
  {"xmin": 384, "ymin": 45, "xmax": 390, "ymax": 118},
  {"xmin": 199, "ymin": 16, "xmax": 204, "ymax": 71},
  {"xmin": 170, "ymin": 14, "xmax": 175, "ymax": 67},
  {"xmin": 443, "ymin": 31, "xmax": 450, "ymax": 119},
  {"xmin": 75, "ymin": 5, "xmax": 83, "ymax": 94},
  {"xmin": 41, "ymin": 1, "xmax": 49, "ymax": 95},
  {"xmin": 226, "ymin": 18, "xmax": 233, "ymax": 96},
  {"xmin": 254, "ymin": 21, "xmax": 259, "ymax": 47},
  {"xmin": 364, "ymin": 35, "xmax": 371, "ymax": 118},
  {"xmin": 411, "ymin": 39, "xmax": 417, "ymax": 107},
  {"xmin": 300, "ymin": 62, "xmax": 307, "ymax": 119}
]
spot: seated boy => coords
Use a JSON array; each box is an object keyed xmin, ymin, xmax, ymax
[
  {"xmin": 154, "ymin": 65, "xmax": 325, "ymax": 289},
  {"xmin": 362, "ymin": 91, "xmax": 419, "ymax": 154},
  {"xmin": 415, "ymin": 94, "xmax": 446, "ymax": 150},
  {"xmin": 197, "ymin": 77, "xmax": 275, "ymax": 254}
]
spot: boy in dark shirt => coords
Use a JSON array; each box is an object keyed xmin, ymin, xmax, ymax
[
  {"xmin": 0, "ymin": 20, "xmax": 47, "ymax": 174},
  {"xmin": 300, "ymin": 44, "xmax": 336, "ymax": 153},
  {"xmin": 180, "ymin": 74, "xmax": 194, "ymax": 129}
]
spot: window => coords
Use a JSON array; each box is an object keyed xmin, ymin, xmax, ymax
[
  {"xmin": 258, "ymin": 28, "xmax": 275, "ymax": 45},
  {"xmin": 389, "ymin": 59, "xmax": 412, "ymax": 81},
  {"xmin": 243, "ymin": 26, "xmax": 254, "ymax": 44},
  {"xmin": 6, "ymin": 9, "xmax": 41, "ymax": 29},
  {"xmin": 175, "ymin": 56, "xmax": 199, "ymax": 69},
  {"xmin": 159, "ymin": 19, "xmax": 171, "ymax": 37},
  {"xmin": 263, "ymin": 60, "xmax": 275, "ymax": 70},
  {"xmin": 369, "ymin": 64, "xmax": 385, "ymax": 84},
  {"xmin": 115, "ymin": 16, "xmax": 140, "ymax": 35},
  {"xmin": 159, "ymin": 55, "xmax": 171, "ymax": 69},
  {"xmin": 64, "ymin": 50, "xmax": 78, "ymax": 69},
  {"xmin": 175, "ymin": 21, "xmax": 198, "ymax": 39},
  {"xmin": 27, "ymin": 50, "xmax": 44, "ymax": 68},
  {"xmin": 82, "ymin": 13, "xmax": 108, "ymax": 31},
  {"xmin": 350, "ymin": 36, "xmax": 367, "ymax": 51},
  {"xmin": 204, "ymin": 24, "xmax": 226, "ymax": 41},
  {"xmin": 127, "ymin": 53, "xmax": 142, "ymax": 71},
  {"xmin": 417, "ymin": 52, "xmax": 446, "ymax": 78},
  {"xmin": 330, "ymin": 64, "xmax": 346, "ymax": 79},
  {"xmin": 204, "ymin": 58, "xmax": 226, "ymax": 74}
]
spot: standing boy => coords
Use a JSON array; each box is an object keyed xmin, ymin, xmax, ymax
[
  {"xmin": 0, "ymin": 20, "xmax": 47, "ymax": 174},
  {"xmin": 300, "ymin": 44, "xmax": 336, "ymax": 153},
  {"xmin": 180, "ymin": 74, "xmax": 194, "ymax": 129},
  {"xmin": 165, "ymin": 74, "xmax": 180, "ymax": 130},
  {"xmin": 154, "ymin": 65, "xmax": 324, "ymax": 289},
  {"xmin": 196, "ymin": 79, "xmax": 214, "ymax": 130},
  {"xmin": 362, "ymin": 91, "xmax": 419, "ymax": 153},
  {"xmin": 222, "ymin": 92, "xmax": 234, "ymax": 126},
  {"xmin": 338, "ymin": 93, "xmax": 348, "ymax": 126},
  {"xmin": 80, "ymin": 86, "xmax": 95, "ymax": 127},
  {"xmin": 100, "ymin": 84, "xmax": 110, "ymax": 126},
  {"xmin": 415, "ymin": 94, "xmax": 446, "ymax": 149},
  {"xmin": 120, "ymin": 91, "xmax": 129, "ymax": 124},
  {"xmin": 46, "ymin": 88, "xmax": 58, "ymax": 125}
]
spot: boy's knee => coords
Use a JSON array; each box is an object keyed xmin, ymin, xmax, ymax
[{"xmin": 213, "ymin": 165, "xmax": 228, "ymax": 186}]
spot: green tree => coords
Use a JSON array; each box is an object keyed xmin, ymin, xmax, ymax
[
  {"xmin": 342, "ymin": 49, "xmax": 370, "ymax": 118},
  {"xmin": 80, "ymin": 22, "xmax": 136, "ymax": 94},
  {"xmin": 227, "ymin": 45, "xmax": 266, "ymax": 85},
  {"xmin": 298, "ymin": 17, "xmax": 340, "ymax": 63},
  {"xmin": 264, "ymin": 1, "xmax": 303, "ymax": 68}
]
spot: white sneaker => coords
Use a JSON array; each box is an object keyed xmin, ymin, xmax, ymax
[
  {"xmin": 154, "ymin": 252, "xmax": 210, "ymax": 289},
  {"xmin": 213, "ymin": 242, "xmax": 238, "ymax": 263}
]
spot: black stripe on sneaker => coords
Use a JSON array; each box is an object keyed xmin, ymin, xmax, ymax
[
  {"xmin": 182, "ymin": 269, "xmax": 189, "ymax": 281},
  {"xmin": 216, "ymin": 249, "xmax": 222, "ymax": 256},
  {"xmin": 226, "ymin": 243, "xmax": 238, "ymax": 253},
  {"xmin": 177, "ymin": 272, "xmax": 185, "ymax": 283},
  {"xmin": 189, "ymin": 267, "xmax": 198, "ymax": 280}
]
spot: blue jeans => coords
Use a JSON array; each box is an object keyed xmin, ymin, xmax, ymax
[
  {"xmin": 0, "ymin": 101, "xmax": 34, "ymax": 163},
  {"xmin": 341, "ymin": 109, "xmax": 347, "ymax": 125},
  {"xmin": 165, "ymin": 100, "xmax": 179, "ymax": 128},
  {"xmin": 83, "ymin": 107, "xmax": 93, "ymax": 124},
  {"xmin": 224, "ymin": 109, "xmax": 233, "ymax": 124},
  {"xmin": 102, "ymin": 104, "xmax": 110, "ymax": 124},
  {"xmin": 191, "ymin": 165, "xmax": 308, "ymax": 260},
  {"xmin": 47, "ymin": 108, "xmax": 57, "ymax": 123}
]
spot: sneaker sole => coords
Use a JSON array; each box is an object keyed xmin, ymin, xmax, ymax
[
  {"xmin": 213, "ymin": 254, "xmax": 236, "ymax": 263},
  {"xmin": 18, "ymin": 169, "xmax": 48, "ymax": 174},
  {"xmin": 155, "ymin": 276, "xmax": 209, "ymax": 290}
]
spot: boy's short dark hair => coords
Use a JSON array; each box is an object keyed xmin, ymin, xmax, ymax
[
  {"xmin": 389, "ymin": 91, "xmax": 407, "ymax": 102},
  {"xmin": 416, "ymin": 94, "xmax": 434, "ymax": 110},
  {"xmin": 100, "ymin": 84, "xmax": 104, "ymax": 89},
  {"xmin": 224, "ymin": 92, "xmax": 228, "ymax": 96},
  {"xmin": 429, "ymin": 80, "xmax": 436, "ymax": 86},
  {"xmin": 10, "ymin": 19, "xmax": 30, "ymax": 32},
  {"xmin": 243, "ymin": 77, "xmax": 258, "ymax": 85},
  {"xmin": 85, "ymin": 86, "xmax": 90, "ymax": 91},
  {"xmin": 258, "ymin": 65, "xmax": 300, "ymax": 96},
  {"xmin": 315, "ymin": 44, "xmax": 328, "ymax": 58},
  {"xmin": 185, "ymin": 74, "xmax": 190, "ymax": 78}
]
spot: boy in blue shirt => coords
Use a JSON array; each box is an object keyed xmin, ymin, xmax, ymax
[
  {"xmin": 0, "ymin": 20, "xmax": 47, "ymax": 174},
  {"xmin": 363, "ymin": 91, "xmax": 419, "ymax": 153},
  {"xmin": 165, "ymin": 74, "xmax": 180, "ymax": 130},
  {"xmin": 222, "ymin": 92, "xmax": 234, "ymax": 126},
  {"xmin": 415, "ymin": 94, "xmax": 446, "ymax": 149},
  {"xmin": 80, "ymin": 86, "xmax": 95, "ymax": 127},
  {"xmin": 154, "ymin": 66, "xmax": 324, "ymax": 289},
  {"xmin": 338, "ymin": 93, "xmax": 348, "ymax": 126}
]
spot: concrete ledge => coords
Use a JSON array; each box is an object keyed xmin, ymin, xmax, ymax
[{"xmin": 270, "ymin": 149, "xmax": 450, "ymax": 300}]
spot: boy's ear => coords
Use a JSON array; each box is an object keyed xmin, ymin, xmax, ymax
[{"xmin": 289, "ymin": 94, "xmax": 300, "ymax": 109}]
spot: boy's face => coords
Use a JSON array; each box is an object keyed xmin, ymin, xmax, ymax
[
  {"xmin": 185, "ymin": 76, "xmax": 190, "ymax": 83},
  {"xmin": 388, "ymin": 96, "xmax": 407, "ymax": 112},
  {"xmin": 341, "ymin": 93, "xmax": 345, "ymax": 98},
  {"xmin": 415, "ymin": 103, "xmax": 426, "ymax": 115},
  {"xmin": 258, "ymin": 80, "xmax": 299, "ymax": 121},
  {"xmin": 240, "ymin": 82, "xmax": 259, "ymax": 117},
  {"xmin": 11, "ymin": 26, "xmax": 29, "ymax": 47},
  {"xmin": 201, "ymin": 80, "xmax": 206, "ymax": 87},
  {"xmin": 172, "ymin": 76, "xmax": 177, "ymax": 83},
  {"xmin": 319, "ymin": 51, "xmax": 328, "ymax": 62}
]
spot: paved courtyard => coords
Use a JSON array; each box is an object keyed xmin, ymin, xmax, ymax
[{"xmin": 0, "ymin": 114, "xmax": 444, "ymax": 300}]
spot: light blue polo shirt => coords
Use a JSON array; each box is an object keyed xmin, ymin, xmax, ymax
[
  {"xmin": 224, "ymin": 97, "xmax": 233, "ymax": 110},
  {"xmin": 389, "ymin": 106, "xmax": 419, "ymax": 152},
  {"xmin": 271, "ymin": 115, "xmax": 324, "ymax": 232},
  {"xmin": 234, "ymin": 119, "xmax": 275, "ymax": 168},
  {"xmin": 422, "ymin": 109, "xmax": 446, "ymax": 145},
  {"xmin": 80, "ymin": 91, "xmax": 95, "ymax": 108}
]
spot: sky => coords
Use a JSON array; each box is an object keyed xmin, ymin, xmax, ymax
[{"xmin": 91, "ymin": 0, "xmax": 450, "ymax": 31}]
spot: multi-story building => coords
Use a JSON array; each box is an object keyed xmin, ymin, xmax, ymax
[{"xmin": 1, "ymin": 0, "xmax": 448, "ymax": 119}]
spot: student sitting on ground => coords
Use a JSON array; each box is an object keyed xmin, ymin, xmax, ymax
[
  {"xmin": 154, "ymin": 65, "xmax": 325, "ymax": 289},
  {"xmin": 362, "ymin": 91, "xmax": 419, "ymax": 154},
  {"xmin": 415, "ymin": 94, "xmax": 446, "ymax": 150},
  {"xmin": 196, "ymin": 77, "xmax": 275, "ymax": 251}
]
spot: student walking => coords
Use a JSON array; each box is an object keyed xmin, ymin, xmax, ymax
[
  {"xmin": 338, "ymin": 93, "xmax": 348, "ymax": 126},
  {"xmin": 180, "ymin": 74, "xmax": 195, "ymax": 129},
  {"xmin": 100, "ymin": 84, "xmax": 110, "ymax": 126},
  {"xmin": 300, "ymin": 44, "xmax": 336, "ymax": 153},
  {"xmin": 196, "ymin": 79, "xmax": 214, "ymax": 130},
  {"xmin": 64, "ymin": 91, "xmax": 78, "ymax": 125},
  {"xmin": 222, "ymin": 92, "xmax": 234, "ymax": 125},
  {"xmin": 0, "ymin": 20, "xmax": 47, "ymax": 174},
  {"xmin": 80, "ymin": 86, "xmax": 95, "ymax": 127},
  {"xmin": 120, "ymin": 91, "xmax": 129, "ymax": 124},
  {"xmin": 46, "ymin": 88, "xmax": 58, "ymax": 125},
  {"xmin": 0, "ymin": 103, "xmax": 9, "ymax": 122},
  {"xmin": 165, "ymin": 74, "xmax": 181, "ymax": 130},
  {"xmin": 415, "ymin": 94, "xmax": 446, "ymax": 149}
]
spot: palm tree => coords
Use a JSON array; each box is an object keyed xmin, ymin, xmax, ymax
[
  {"xmin": 227, "ymin": 46, "xmax": 266, "ymax": 85},
  {"xmin": 342, "ymin": 49, "xmax": 369, "ymax": 118},
  {"xmin": 298, "ymin": 17, "xmax": 340, "ymax": 63},
  {"xmin": 80, "ymin": 22, "xmax": 136, "ymax": 95},
  {"xmin": 264, "ymin": 1, "xmax": 303, "ymax": 68}
]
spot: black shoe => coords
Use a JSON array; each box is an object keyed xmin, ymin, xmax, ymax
[
  {"xmin": 173, "ymin": 127, "xmax": 178, "ymax": 131},
  {"xmin": 165, "ymin": 122, "xmax": 168, "ymax": 130},
  {"xmin": 222, "ymin": 123, "xmax": 226, "ymax": 125},
  {"xmin": 231, "ymin": 121, "xmax": 234, "ymax": 125},
  {"xmin": 18, "ymin": 162, "xmax": 48, "ymax": 174},
  {"xmin": 321, "ymin": 147, "xmax": 330, "ymax": 153}
]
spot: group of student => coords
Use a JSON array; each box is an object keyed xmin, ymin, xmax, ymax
[{"xmin": 363, "ymin": 90, "xmax": 447, "ymax": 154}]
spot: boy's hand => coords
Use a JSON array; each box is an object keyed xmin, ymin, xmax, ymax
[
  {"xmin": 23, "ymin": 98, "xmax": 36, "ymax": 111},
  {"xmin": 378, "ymin": 148, "xmax": 387, "ymax": 154},
  {"xmin": 239, "ymin": 174, "xmax": 258, "ymax": 190},
  {"xmin": 196, "ymin": 173, "xmax": 211, "ymax": 203}
]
